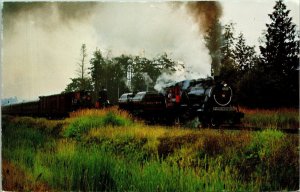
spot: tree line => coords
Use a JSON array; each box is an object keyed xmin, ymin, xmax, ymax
[
  {"xmin": 206, "ymin": 0, "xmax": 299, "ymax": 108},
  {"xmin": 64, "ymin": 0, "xmax": 299, "ymax": 108},
  {"xmin": 64, "ymin": 46, "xmax": 182, "ymax": 104}
]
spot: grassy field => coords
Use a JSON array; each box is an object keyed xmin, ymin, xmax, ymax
[
  {"xmin": 2, "ymin": 107, "xmax": 299, "ymax": 191},
  {"xmin": 240, "ymin": 107, "xmax": 299, "ymax": 129}
]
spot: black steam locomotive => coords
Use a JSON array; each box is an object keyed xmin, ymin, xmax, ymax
[
  {"xmin": 2, "ymin": 91, "xmax": 94, "ymax": 118},
  {"xmin": 118, "ymin": 77, "xmax": 243, "ymax": 127}
]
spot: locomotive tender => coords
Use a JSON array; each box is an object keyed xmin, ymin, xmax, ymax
[{"xmin": 118, "ymin": 77, "xmax": 244, "ymax": 127}]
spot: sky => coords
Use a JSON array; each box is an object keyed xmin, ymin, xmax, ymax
[{"xmin": 1, "ymin": 0, "xmax": 299, "ymax": 101}]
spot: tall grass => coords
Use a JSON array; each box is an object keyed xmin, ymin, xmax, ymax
[
  {"xmin": 6, "ymin": 141, "xmax": 253, "ymax": 191},
  {"xmin": 240, "ymin": 107, "xmax": 299, "ymax": 129},
  {"xmin": 2, "ymin": 108, "xmax": 299, "ymax": 191},
  {"xmin": 63, "ymin": 108, "xmax": 133, "ymax": 139},
  {"xmin": 2, "ymin": 122, "xmax": 252, "ymax": 191},
  {"xmin": 69, "ymin": 107, "xmax": 132, "ymax": 119}
]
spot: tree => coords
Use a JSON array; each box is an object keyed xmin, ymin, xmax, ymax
[
  {"xmin": 230, "ymin": 32, "xmax": 262, "ymax": 106},
  {"xmin": 130, "ymin": 53, "xmax": 182, "ymax": 92},
  {"xmin": 105, "ymin": 57, "xmax": 129, "ymax": 103},
  {"xmin": 77, "ymin": 44, "xmax": 88, "ymax": 81},
  {"xmin": 89, "ymin": 50, "xmax": 132, "ymax": 104},
  {"xmin": 260, "ymin": 0, "xmax": 299, "ymax": 76},
  {"xmin": 218, "ymin": 23, "xmax": 238, "ymax": 88},
  {"xmin": 88, "ymin": 49, "xmax": 185, "ymax": 103},
  {"xmin": 154, "ymin": 53, "xmax": 182, "ymax": 73},
  {"xmin": 221, "ymin": 23, "xmax": 236, "ymax": 67},
  {"xmin": 233, "ymin": 33, "xmax": 258, "ymax": 73},
  {"xmin": 89, "ymin": 48, "xmax": 106, "ymax": 94},
  {"xmin": 64, "ymin": 44, "xmax": 92, "ymax": 93},
  {"xmin": 114, "ymin": 54, "xmax": 134, "ymax": 91},
  {"xmin": 64, "ymin": 78, "xmax": 93, "ymax": 93},
  {"xmin": 259, "ymin": 0, "xmax": 299, "ymax": 107}
]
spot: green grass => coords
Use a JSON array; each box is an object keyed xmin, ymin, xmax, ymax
[
  {"xmin": 2, "ymin": 109, "xmax": 299, "ymax": 191},
  {"xmin": 3, "ymin": 134, "xmax": 252, "ymax": 191},
  {"xmin": 63, "ymin": 111, "xmax": 132, "ymax": 139}
]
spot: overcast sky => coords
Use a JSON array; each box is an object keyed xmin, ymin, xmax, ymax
[
  {"xmin": 221, "ymin": 0, "xmax": 299, "ymax": 49},
  {"xmin": 1, "ymin": 0, "xmax": 299, "ymax": 101}
]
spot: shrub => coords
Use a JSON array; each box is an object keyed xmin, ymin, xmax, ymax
[
  {"xmin": 63, "ymin": 116, "xmax": 103, "ymax": 139},
  {"xmin": 103, "ymin": 111, "xmax": 131, "ymax": 127},
  {"xmin": 64, "ymin": 111, "xmax": 132, "ymax": 139},
  {"xmin": 236, "ymin": 130, "xmax": 298, "ymax": 190}
]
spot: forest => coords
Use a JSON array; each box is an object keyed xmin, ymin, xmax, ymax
[{"xmin": 64, "ymin": 0, "xmax": 299, "ymax": 108}]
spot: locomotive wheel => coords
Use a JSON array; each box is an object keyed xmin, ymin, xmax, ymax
[
  {"xmin": 209, "ymin": 117, "xmax": 220, "ymax": 128},
  {"xmin": 174, "ymin": 117, "xmax": 180, "ymax": 126}
]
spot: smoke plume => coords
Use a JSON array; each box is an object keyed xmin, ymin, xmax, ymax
[
  {"xmin": 2, "ymin": 2, "xmax": 214, "ymax": 100},
  {"xmin": 185, "ymin": 1, "xmax": 222, "ymax": 33},
  {"xmin": 185, "ymin": 1, "xmax": 223, "ymax": 76},
  {"xmin": 154, "ymin": 1, "xmax": 223, "ymax": 91}
]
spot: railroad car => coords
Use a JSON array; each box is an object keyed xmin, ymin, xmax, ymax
[
  {"xmin": 2, "ymin": 90, "xmax": 93, "ymax": 118},
  {"xmin": 118, "ymin": 93, "xmax": 134, "ymax": 111},
  {"xmin": 2, "ymin": 100, "xmax": 39, "ymax": 116}
]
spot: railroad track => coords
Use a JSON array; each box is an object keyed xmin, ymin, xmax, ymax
[
  {"xmin": 217, "ymin": 124, "xmax": 299, "ymax": 134},
  {"xmin": 146, "ymin": 120, "xmax": 299, "ymax": 134}
]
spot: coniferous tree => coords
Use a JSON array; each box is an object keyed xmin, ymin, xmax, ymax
[
  {"xmin": 233, "ymin": 33, "xmax": 258, "ymax": 73},
  {"xmin": 221, "ymin": 23, "xmax": 236, "ymax": 67},
  {"xmin": 259, "ymin": 0, "xmax": 299, "ymax": 107},
  {"xmin": 231, "ymin": 33, "xmax": 260, "ymax": 106},
  {"xmin": 260, "ymin": 0, "xmax": 299, "ymax": 76},
  {"xmin": 89, "ymin": 48, "xmax": 106, "ymax": 95},
  {"xmin": 218, "ymin": 23, "xmax": 238, "ymax": 88}
]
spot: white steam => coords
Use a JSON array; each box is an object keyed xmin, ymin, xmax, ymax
[{"xmin": 2, "ymin": 2, "xmax": 211, "ymax": 100}]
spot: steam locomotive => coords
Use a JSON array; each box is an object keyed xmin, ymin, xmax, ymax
[{"xmin": 118, "ymin": 77, "xmax": 244, "ymax": 127}]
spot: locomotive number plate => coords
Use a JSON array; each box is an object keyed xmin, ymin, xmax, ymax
[{"xmin": 213, "ymin": 107, "xmax": 235, "ymax": 111}]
